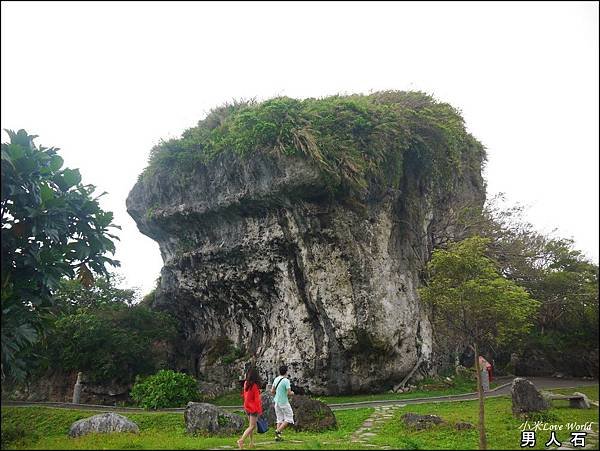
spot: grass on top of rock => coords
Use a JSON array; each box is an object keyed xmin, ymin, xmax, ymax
[{"xmin": 141, "ymin": 91, "xmax": 485, "ymax": 198}]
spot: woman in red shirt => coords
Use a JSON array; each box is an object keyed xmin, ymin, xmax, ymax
[{"xmin": 237, "ymin": 366, "xmax": 263, "ymax": 449}]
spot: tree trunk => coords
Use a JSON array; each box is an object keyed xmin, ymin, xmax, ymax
[{"xmin": 474, "ymin": 342, "xmax": 487, "ymax": 450}]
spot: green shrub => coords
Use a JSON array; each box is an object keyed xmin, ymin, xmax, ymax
[
  {"xmin": 0, "ymin": 422, "xmax": 28, "ymax": 448},
  {"xmin": 130, "ymin": 369, "xmax": 200, "ymax": 409}
]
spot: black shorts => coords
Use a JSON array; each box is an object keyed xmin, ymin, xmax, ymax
[{"xmin": 245, "ymin": 410, "xmax": 259, "ymax": 417}]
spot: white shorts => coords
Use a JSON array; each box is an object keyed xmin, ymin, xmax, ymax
[{"xmin": 274, "ymin": 403, "xmax": 294, "ymax": 424}]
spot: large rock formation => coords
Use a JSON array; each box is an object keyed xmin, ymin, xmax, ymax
[{"xmin": 127, "ymin": 93, "xmax": 485, "ymax": 395}]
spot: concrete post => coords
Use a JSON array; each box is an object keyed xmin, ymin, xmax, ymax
[
  {"xmin": 72, "ymin": 372, "xmax": 82, "ymax": 404},
  {"xmin": 480, "ymin": 368, "xmax": 490, "ymax": 392}
]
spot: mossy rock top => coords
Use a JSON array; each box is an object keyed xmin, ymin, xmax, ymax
[{"xmin": 140, "ymin": 91, "xmax": 485, "ymax": 199}]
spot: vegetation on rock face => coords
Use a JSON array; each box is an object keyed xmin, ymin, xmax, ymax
[
  {"xmin": 205, "ymin": 336, "xmax": 247, "ymax": 366},
  {"xmin": 141, "ymin": 91, "xmax": 486, "ymax": 197},
  {"xmin": 1, "ymin": 130, "xmax": 120, "ymax": 382},
  {"xmin": 130, "ymin": 369, "xmax": 200, "ymax": 409},
  {"xmin": 347, "ymin": 327, "xmax": 393, "ymax": 362}
]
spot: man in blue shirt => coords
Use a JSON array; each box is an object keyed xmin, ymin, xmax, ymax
[{"xmin": 270, "ymin": 365, "xmax": 294, "ymax": 441}]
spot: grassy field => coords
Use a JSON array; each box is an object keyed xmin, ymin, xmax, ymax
[
  {"xmin": 369, "ymin": 385, "xmax": 599, "ymax": 450},
  {"xmin": 2, "ymin": 385, "xmax": 597, "ymax": 450},
  {"xmin": 209, "ymin": 375, "xmax": 498, "ymax": 406}
]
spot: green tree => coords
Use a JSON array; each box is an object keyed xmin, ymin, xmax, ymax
[
  {"xmin": 459, "ymin": 195, "xmax": 599, "ymax": 376},
  {"xmin": 51, "ymin": 274, "xmax": 137, "ymax": 314},
  {"xmin": 419, "ymin": 236, "xmax": 539, "ymax": 450},
  {"xmin": 1, "ymin": 129, "xmax": 120, "ymax": 382},
  {"xmin": 36, "ymin": 275, "xmax": 177, "ymax": 384},
  {"xmin": 42, "ymin": 305, "xmax": 176, "ymax": 384}
]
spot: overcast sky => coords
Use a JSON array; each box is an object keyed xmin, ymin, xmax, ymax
[{"xmin": 2, "ymin": 1, "xmax": 598, "ymax": 295}]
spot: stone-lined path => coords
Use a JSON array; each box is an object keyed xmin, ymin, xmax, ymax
[
  {"xmin": 207, "ymin": 387, "xmax": 600, "ymax": 450},
  {"xmin": 349, "ymin": 404, "xmax": 406, "ymax": 449}
]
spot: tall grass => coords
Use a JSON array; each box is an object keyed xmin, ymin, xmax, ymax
[{"xmin": 141, "ymin": 91, "xmax": 485, "ymax": 198}]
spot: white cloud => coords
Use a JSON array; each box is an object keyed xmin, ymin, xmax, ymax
[{"xmin": 2, "ymin": 1, "xmax": 598, "ymax": 293}]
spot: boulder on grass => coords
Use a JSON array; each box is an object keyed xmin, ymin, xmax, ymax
[
  {"xmin": 69, "ymin": 412, "xmax": 139, "ymax": 437},
  {"xmin": 184, "ymin": 402, "xmax": 244, "ymax": 435},
  {"xmin": 401, "ymin": 413, "xmax": 444, "ymax": 430},
  {"xmin": 289, "ymin": 396, "xmax": 337, "ymax": 431},
  {"xmin": 511, "ymin": 377, "xmax": 549, "ymax": 416}
]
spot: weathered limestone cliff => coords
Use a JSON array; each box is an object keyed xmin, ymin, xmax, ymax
[{"xmin": 127, "ymin": 93, "xmax": 486, "ymax": 395}]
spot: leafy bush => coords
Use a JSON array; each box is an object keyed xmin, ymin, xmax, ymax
[
  {"xmin": 131, "ymin": 370, "xmax": 200, "ymax": 409},
  {"xmin": 42, "ymin": 305, "xmax": 175, "ymax": 383},
  {"xmin": 51, "ymin": 276, "xmax": 137, "ymax": 314},
  {"xmin": 0, "ymin": 422, "xmax": 28, "ymax": 448}
]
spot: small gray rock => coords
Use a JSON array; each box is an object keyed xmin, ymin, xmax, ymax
[
  {"xmin": 184, "ymin": 402, "xmax": 244, "ymax": 435},
  {"xmin": 401, "ymin": 413, "xmax": 444, "ymax": 430},
  {"xmin": 455, "ymin": 421, "xmax": 474, "ymax": 430},
  {"xmin": 69, "ymin": 412, "xmax": 139, "ymax": 437}
]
